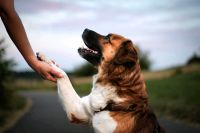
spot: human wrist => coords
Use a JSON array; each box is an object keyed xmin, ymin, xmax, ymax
[{"xmin": 26, "ymin": 55, "xmax": 40, "ymax": 70}]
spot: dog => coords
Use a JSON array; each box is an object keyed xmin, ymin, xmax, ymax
[{"xmin": 37, "ymin": 29, "xmax": 165, "ymax": 133}]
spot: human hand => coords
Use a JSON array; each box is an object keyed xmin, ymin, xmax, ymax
[{"xmin": 33, "ymin": 60, "xmax": 63, "ymax": 82}]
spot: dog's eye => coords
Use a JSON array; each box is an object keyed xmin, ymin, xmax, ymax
[
  {"xmin": 104, "ymin": 35, "xmax": 110, "ymax": 40},
  {"xmin": 104, "ymin": 34, "xmax": 112, "ymax": 43},
  {"xmin": 104, "ymin": 36, "xmax": 109, "ymax": 40}
]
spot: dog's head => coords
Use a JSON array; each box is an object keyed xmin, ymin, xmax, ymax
[{"xmin": 78, "ymin": 29, "xmax": 138, "ymax": 69}]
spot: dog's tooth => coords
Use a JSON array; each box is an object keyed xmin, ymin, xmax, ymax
[{"xmin": 79, "ymin": 44, "xmax": 84, "ymax": 49}]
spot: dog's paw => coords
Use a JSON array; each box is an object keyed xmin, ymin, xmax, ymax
[
  {"xmin": 36, "ymin": 52, "xmax": 52, "ymax": 64},
  {"xmin": 36, "ymin": 52, "xmax": 45, "ymax": 61}
]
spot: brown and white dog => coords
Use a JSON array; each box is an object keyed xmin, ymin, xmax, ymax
[{"xmin": 37, "ymin": 29, "xmax": 165, "ymax": 133}]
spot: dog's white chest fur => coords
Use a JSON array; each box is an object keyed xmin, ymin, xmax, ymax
[
  {"xmin": 90, "ymin": 75, "xmax": 120, "ymax": 112},
  {"xmin": 93, "ymin": 111, "xmax": 117, "ymax": 133},
  {"xmin": 57, "ymin": 73, "xmax": 121, "ymax": 133}
]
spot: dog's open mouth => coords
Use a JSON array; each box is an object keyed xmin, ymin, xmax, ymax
[
  {"xmin": 78, "ymin": 42, "xmax": 101, "ymax": 66},
  {"xmin": 78, "ymin": 29, "xmax": 102, "ymax": 66},
  {"xmin": 78, "ymin": 45, "xmax": 99, "ymax": 56}
]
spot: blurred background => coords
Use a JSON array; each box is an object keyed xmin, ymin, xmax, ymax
[{"xmin": 0, "ymin": 0, "xmax": 200, "ymax": 133}]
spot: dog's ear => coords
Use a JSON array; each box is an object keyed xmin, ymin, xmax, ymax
[{"xmin": 114, "ymin": 40, "xmax": 138, "ymax": 68}]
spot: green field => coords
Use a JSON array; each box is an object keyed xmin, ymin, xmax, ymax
[
  {"xmin": 0, "ymin": 95, "xmax": 26, "ymax": 127},
  {"xmin": 146, "ymin": 72, "xmax": 200, "ymax": 124},
  {"xmin": 73, "ymin": 83, "xmax": 92, "ymax": 96},
  {"xmin": 10, "ymin": 79, "xmax": 56, "ymax": 91}
]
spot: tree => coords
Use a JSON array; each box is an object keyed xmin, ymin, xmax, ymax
[
  {"xmin": 138, "ymin": 50, "xmax": 151, "ymax": 70},
  {"xmin": 72, "ymin": 62, "xmax": 97, "ymax": 77},
  {"xmin": 0, "ymin": 38, "xmax": 16, "ymax": 109},
  {"xmin": 187, "ymin": 53, "xmax": 200, "ymax": 65}
]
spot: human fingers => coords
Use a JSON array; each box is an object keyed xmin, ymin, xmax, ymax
[
  {"xmin": 51, "ymin": 60, "xmax": 59, "ymax": 67},
  {"xmin": 50, "ymin": 68, "xmax": 63, "ymax": 78},
  {"xmin": 51, "ymin": 60, "xmax": 55, "ymax": 64},
  {"xmin": 45, "ymin": 74, "xmax": 57, "ymax": 82}
]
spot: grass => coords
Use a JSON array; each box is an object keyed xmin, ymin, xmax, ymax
[
  {"xmin": 0, "ymin": 95, "xmax": 26, "ymax": 127},
  {"xmin": 10, "ymin": 79, "xmax": 56, "ymax": 91},
  {"xmin": 11, "ymin": 78, "xmax": 91, "ymax": 95},
  {"xmin": 146, "ymin": 72, "xmax": 200, "ymax": 124},
  {"xmin": 73, "ymin": 82, "xmax": 92, "ymax": 96}
]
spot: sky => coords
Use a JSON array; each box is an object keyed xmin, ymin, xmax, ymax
[{"xmin": 0, "ymin": 0, "xmax": 200, "ymax": 71}]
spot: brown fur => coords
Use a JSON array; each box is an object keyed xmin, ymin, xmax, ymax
[
  {"xmin": 70, "ymin": 113, "xmax": 83, "ymax": 124},
  {"xmin": 96, "ymin": 34, "xmax": 165, "ymax": 133},
  {"xmin": 110, "ymin": 112, "xmax": 135, "ymax": 133}
]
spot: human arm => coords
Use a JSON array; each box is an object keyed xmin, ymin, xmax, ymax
[{"xmin": 0, "ymin": 0, "xmax": 62, "ymax": 82}]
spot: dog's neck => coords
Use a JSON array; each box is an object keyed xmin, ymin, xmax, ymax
[
  {"xmin": 94, "ymin": 62, "xmax": 148, "ymax": 112},
  {"xmin": 97, "ymin": 62, "xmax": 147, "ymax": 95}
]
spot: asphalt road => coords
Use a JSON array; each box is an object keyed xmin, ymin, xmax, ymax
[{"xmin": 5, "ymin": 91, "xmax": 200, "ymax": 133}]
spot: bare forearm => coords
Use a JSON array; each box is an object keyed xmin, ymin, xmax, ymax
[
  {"xmin": 0, "ymin": 1, "xmax": 37, "ymax": 69},
  {"xmin": 0, "ymin": 0, "xmax": 63, "ymax": 82}
]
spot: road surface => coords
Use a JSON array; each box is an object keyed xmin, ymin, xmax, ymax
[{"xmin": 5, "ymin": 91, "xmax": 200, "ymax": 133}]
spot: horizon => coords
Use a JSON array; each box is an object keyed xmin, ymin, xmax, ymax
[{"xmin": 0, "ymin": 0, "xmax": 200, "ymax": 71}]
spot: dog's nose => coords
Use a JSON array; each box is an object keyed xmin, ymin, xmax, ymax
[
  {"xmin": 83, "ymin": 28, "xmax": 90, "ymax": 33},
  {"xmin": 82, "ymin": 28, "xmax": 90, "ymax": 38}
]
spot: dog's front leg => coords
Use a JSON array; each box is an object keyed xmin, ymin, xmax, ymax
[
  {"xmin": 37, "ymin": 52, "xmax": 92, "ymax": 124},
  {"xmin": 57, "ymin": 76, "xmax": 92, "ymax": 124}
]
